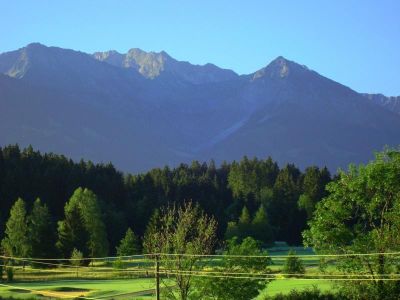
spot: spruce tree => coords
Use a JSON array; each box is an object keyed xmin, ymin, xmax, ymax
[
  {"xmin": 238, "ymin": 206, "xmax": 252, "ymax": 238},
  {"xmin": 116, "ymin": 227, "xmax": 141, "ymax": 256},
  {"xmin": 1, "ymin": 198, "xmax": 30, "ymax": 258},
  {"xmin": 238, "ymin": 206, "xmax": 251, "ymax": 224},
  {"xmin": 57, "ymin": 203, "xmax": 89, "ymax": 257},
  {"xmin": 28, "ymin": 198, "xmax": 57, "ymax": 259},
  {"xmin": 252, "ymin": 204, "xmax": 273, "ymax": 245}
]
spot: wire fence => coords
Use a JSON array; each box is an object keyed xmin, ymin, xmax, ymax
[{"xmin": 1, "ymin": 251, "xmax": 400, "ymax": 299}]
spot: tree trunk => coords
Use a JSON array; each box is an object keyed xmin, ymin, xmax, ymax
[{"xmin": 377, "ymin": 254, "xmax": 385, "ymax": 298}]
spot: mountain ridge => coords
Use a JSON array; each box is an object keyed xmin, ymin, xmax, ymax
[
  {"xmin": 93, "ymin": 47, "xmax": 238, "ymax": 84},
  {"xmin": 1, "ymin": 43, "xmax": 399, "ymax": 172}
]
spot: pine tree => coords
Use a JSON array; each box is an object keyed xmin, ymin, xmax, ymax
[
  {"xmin": 1, "ymin": 198, "xmax": 30, "ymax": 258},
  {"xmin": 28, "ymin": 198, "xmax": 57, "ymax": 259},
  {"xmin": 57, "ymin": 203, "xmax": 89, "ymax": 258},
  {"xmin": 70, "ymin": 248, "xmax": 83, "ymax": 267},
  {"xmin": 238, "ymin": 206, "xmax": 251, "ymax": 224},
  {"xmin": 116, "ymin": 228, "xmax": 141, "ymax": 256},
  {"xmin": 238, "ymin": 206, "xmax": 252, "ymax": 238},
  {"xmin": 252, "ymin": 205, "xmax": 274, "ymax": 244}
]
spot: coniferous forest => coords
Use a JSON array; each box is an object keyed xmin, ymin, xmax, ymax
[{"xmin": 0, "ymin": 144, "xmax": 331, "ymax": 258}]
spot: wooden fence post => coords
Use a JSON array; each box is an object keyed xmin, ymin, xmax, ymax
[{"xmin": 155, "ymin": 255, "xmax": 160, "ymax": 300}]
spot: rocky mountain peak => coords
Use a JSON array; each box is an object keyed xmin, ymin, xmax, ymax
[{"xmin": 252, "ymin": 56, "xmax": 309, "ymax": 80}]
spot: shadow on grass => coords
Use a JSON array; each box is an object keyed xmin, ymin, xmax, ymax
[
  {"xmin": 8, "ymin": 289, "xmax": 31, "ymax": 294},
  {"xmin": 50, "ymin": 287, "xmax": 90, "ymax": 292}
]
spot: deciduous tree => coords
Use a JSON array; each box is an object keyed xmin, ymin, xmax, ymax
[
  {"xmin": 194, "ymin": 237, "xmax": 272, "ymax": 300},
  {"xmin": 304, "ymin": 149, "xmax": 400, "ymax": 299},
  {"xmin": 143, "ymin": 201, "xmax": 217, "ymax": 300}
]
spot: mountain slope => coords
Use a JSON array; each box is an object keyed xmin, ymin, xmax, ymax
[
  {"xmin": 201, "ymin": 57, "xmax": 400, "ymax": 170},
  {"xmin": 1, "ymin": 43, "xmax": 399, "ymax": 172}
]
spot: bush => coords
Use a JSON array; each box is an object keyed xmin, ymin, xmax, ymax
[
  {"xmin": 70, "ymin": 248, "xmax": 83, "ymax": 267},
  {"xmin": 262, "ymin": 287, "xmax": 348, "ymax": 300},
  {"xmin": 112, "ymin": 258, "xmax": 126, "ymax": 269},
  {"xmin": 6, "ymin": 267, "xmax": 13, "ymax": 282},
  {"xmin": 283, "ymin": 250, "xmax": 305, "ymax": 277}
]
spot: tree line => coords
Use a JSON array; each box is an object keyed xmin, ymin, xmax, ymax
[
  {"xmin": 1, "ymin": 145, "xmax": 400, "ymax": 299},
  {"xmin": 0, "ymin": 144, "xmax": 331, "ymax": 258}
]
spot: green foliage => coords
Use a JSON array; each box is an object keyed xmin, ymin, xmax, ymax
[
  {"xmin": 304, "ymin": 149, "xmax": 400, "ymax": 300},
  {"xmin": 228, "ymin": 156, "xmax": 279, "ymax": 199},
  {"xmin": 70, "ymin": 248, "xmax": 83, "ymax": 267},
  {"xmin": 225, "ymin": 205, "xmax": 274, "ymax": 245},
  {"xmin": 1, "ymin": 198, "xmax": 30, "ymax": 258},
  {"xmin": 0, "ymin": 145, "xmax": 126, "ymax": 258},
  {"xmin": 239, "ymin": 205, "xmax": 251, "ymax": 224},
  {"xmin": 194, "ymin": 237, "xmax": 272, "ymax": 300},
  {"xmin": 0, "ymin": 144, "xmax": 333, "ymax": 259},
  {"xmin": 28, "ymin": 198, "xmax": 57, "ymax": 260},
  {"xmin": 224, "ymin": 221, "xmax": 240, "ymax": 240},
  {"xmin": 0, "ymin": 265, "xmax": 3, "ymax": 281},
  {"xmin": 298, "ymin": 167, "xmax": 331, "ymax": 219},
  {"xmin": 252, "ymin": 205, "xmax": 274, "ymax": 245},
  {"xmin": 57, "ymin": 187, "xmax": 108, "ymax": 258},
  {"xmin": 57, "ymin": 200, "xmax": 89, "ymax": 258},
  {"xmin": 112, "ymin": 258, "xmax": 126, "ymax": 269},
  {"xmin": 143, "ymin": 201, "xmax": 217, "ymax": 300},
  {"xmin": 262, "ymin": 287, "xmax": 347, "ymax": 300},
  {"xmin": 116, "ymin": 227, "xmax": 141, "ymax": 256},
  {"xmin": 283, "ymin": 250, "xmax": 305, "ymax": 276},
  {"xmin": 269, "ymin": 164, "xmax": 306, "ymax": 244},
  {"xmin": 297, "ymin": 194, "xmax": 313, "ymax": 219}
]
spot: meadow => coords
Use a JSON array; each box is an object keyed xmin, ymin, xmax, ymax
[{"xmin": 0, "ymin": 247, "xmax": 339, "ymax": 300}]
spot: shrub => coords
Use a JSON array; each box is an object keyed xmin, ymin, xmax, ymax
[
  {"xmin": 112, "ymin": 258, "xmax": 126, "ymax": 269},
  {"xmin": 283, "ymin": 249, "xmax": 305, "ymax": 277},
  {"xmin": 70, "ymin": 248, "xmax": 83, "ymax": 267},
  {"xmin": 262, "ymin": 287, "xmax": 348, "ymax": 300}
]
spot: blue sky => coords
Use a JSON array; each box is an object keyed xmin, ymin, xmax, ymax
[{"xmin": 1, "ymin": 0, "xmax": 399, "ymax": 95}]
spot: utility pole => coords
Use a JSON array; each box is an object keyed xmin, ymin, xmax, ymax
[{"xmin": 155, "ymin": 255, "xmax": 160, "ymax": 300}]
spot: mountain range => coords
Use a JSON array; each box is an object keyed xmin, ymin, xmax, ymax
[{"xmin": 0, "ymin": 43, "xmax": 399, "ymax": 172}]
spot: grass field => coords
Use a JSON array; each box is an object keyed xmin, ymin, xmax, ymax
[
  {"xmin": 0, "ymin": 246, "xmax": 341, "ymax": 299},
  {"xmin": 0, "ymin": 279, "xmax": 156, "ymax": 299},
  {"xmin": 0, "ymin": 278, "xmax": 335, "ymax": 300},
  {"xmin": 256, "ymin": 279, "xmax": 334, "ymax": 298}
]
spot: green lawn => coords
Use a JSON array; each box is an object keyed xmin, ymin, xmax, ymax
[
  {"xmin": 256, "ymin": 245, "xmax": 337, "ymax": 298},
  {"xmin": 0, "ymin": 279, "xmax": 156, "ymax": 299},
  {"xmin": 257, "ymin": 278, "xmax": 335, "ymax": 298},
  {"xmin": 0, "ymin": 246, "xmax": 340, "ymax": 299}
]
